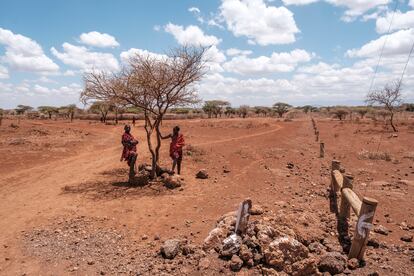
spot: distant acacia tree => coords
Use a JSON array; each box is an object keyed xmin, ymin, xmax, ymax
[
  {"xmin": 272, "ymin": 102, "xmax": 291, "ymax": 117},
  {"xmin": 38, "ymin": 106, "xmax": 58, "ymax": 119},
  {"xmin": 82, "ymin": 46, "xmax": 206, "ymax": 178},
  {"xmin": 366, "ymin": 80, "xmax": 402, "ymax": 132},
  {"xmin": 238, "ymin": 105, "xmax": 250, "ymax": 118},
  {"xmin": 58, "ymin": 104, "xmax": 78, "ymax": 122},
  {"xmin": 331, "ymin": 108, "xmax": 349, "ymax": 121},
  {"xmin": 254, "ymin": 106, "xmax": 271, "ymax": 117},
  {"xmin": 202, "ymin": 100, "xmax": 230, "ymax": 118},
  {"xmin": 301, "ymin": 105, "xmax": 317, "ymax": 114},
  {"xmin": 15, "ymin": 105, "xmax": 33, "ymax": 115},
  {"xmin": 224, "ymin": 106, "xmax": 236, "ymax": 117},
  {"xmin": 88, "ymin": 101, "xmax": 113, "ymax": 123},
  {"xmin": 354, "ymin": 107, "xmax": 370, "ymax": 119},
  {"xmin": 405, "ymin": 103, "xmax": 414, "ymax": 112}
]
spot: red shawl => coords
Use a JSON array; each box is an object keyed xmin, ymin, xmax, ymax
[
  {"xmin": 121, "ymin": 132, "xmax": 137, "ymax": 164},
  {"xmin": 170, "ymin": 134, "xmax": 185, "ymax": 159}
]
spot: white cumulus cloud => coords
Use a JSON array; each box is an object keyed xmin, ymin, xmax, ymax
[
  {"xmin": 0, "ymin": 27, "xmax": 59, "ymax": 73},
  {"xmin": 376, "ymin": 10, "xmax": 414, "ymax": 34},
  {"xmin": 219, "ymin": 0, "xmax": 299, "ymax": 45},
  {"xmin": 0, "ymin": 64, "xmax": 9, "ymax": 79},
  {"xmin": 51, "ymin": 42, "xmax": 120, "ymax": 72},
  {"xmin": 79, "ymin": 31, "xmax": 120, "ymax": 48},
  {"xmin": 283, "ymin": 0, "xmax": 390, "ymax": 22},
  {"xmin": 347, "ymin": 28, "xmax": 414, "ymax": 58},
  {"xmin": 120, "ymin": 48, "xmax": 167, "ymax": 64},
  {"xmin": 164, "ymin": 23, "xmax": 221, "ymax": 46},
  {"xmin": 223, "ymin": 49, "xmax": 313, "ymax": 75},
  {"xmin": 282, "ymin": 0, "xmax": 318, "ymax": 5},
  {"xmin": 188, "ymin": 7, "xmax": 200, "ymax": 13},
  {"xmin": 226, "ymin": 48, "xmax": 252, "ymax": 56}
]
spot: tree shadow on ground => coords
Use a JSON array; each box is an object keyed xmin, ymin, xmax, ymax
[{"xmin": 61, "ymin": 168, "xmax": 174, "ymax": 200}]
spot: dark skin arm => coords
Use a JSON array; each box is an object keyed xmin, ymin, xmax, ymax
[{"xmin": 160, "ymin": 132, "xmax": 172, "ymax": 140}]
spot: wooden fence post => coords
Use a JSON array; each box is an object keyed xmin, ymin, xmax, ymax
[
  {"xmin": 331, "ymin": 160, "xmax": 341, "ymax": 193},
  {"xmin": 316, "ymin": 130, "xmax": 319, "ymax": 141},
  {"xmin": 320, "ymin": 142, "xmax": 325, "ymax": 158},
  {"xmin": 339, "ymin": 174, "xmax": 353, "ymax": 221},
  {"xmin": 348, "ymin": 197, "xmax": 378, "ymax": 260}
]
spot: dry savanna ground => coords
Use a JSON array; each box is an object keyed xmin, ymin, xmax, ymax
[{"xmin": 0, "ymin": 116, "xmax": 413, "ymax": 275}]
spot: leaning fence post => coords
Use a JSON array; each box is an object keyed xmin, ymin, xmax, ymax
[
  {"xmin": 348, "ymin": 197, "xmax": 378, "ymax": 260},
  {"xmin": 339, "ymin": 174, "xmax": 353, "ymax": 221},
  {"xmin": 315, "ymin": 130, "xmax": 319, "ymax": 141},
  {"xmin": 320, "ymin": 142, "xmax": 325, "ymax": 158}
]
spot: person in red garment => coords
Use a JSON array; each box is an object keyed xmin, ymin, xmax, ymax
[
  {"xmin": 120, "ymin": 125, "xmax": 138, "ymax": 178},
  {"xmin": 161, "ymin": 126, "xmax": 185, "ymax": 175}
]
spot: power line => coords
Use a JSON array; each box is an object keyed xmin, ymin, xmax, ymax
[
  {"xmin": 398, "ymin": 36, "xmax": 414, "ymax": 85},
  {"xmin": 367, "ymin": 1, "xmax": 399, "ymax": 94}
]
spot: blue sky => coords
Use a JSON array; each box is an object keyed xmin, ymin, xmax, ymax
[{"xmin": 0, "ymin": 0, "xmax": 413, "ymax": 108}]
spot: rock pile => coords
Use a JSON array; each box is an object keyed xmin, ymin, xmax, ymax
[
  {"xmin": 202, "ymin": 208, "xmax": 319, "ymax": 274},
  {"xmin": 201, "ymin": 206, "xmax": 362, "ymax": 275}
]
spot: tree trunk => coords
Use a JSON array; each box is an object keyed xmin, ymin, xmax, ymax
[
  {"xmin": 144, "ymin": 114, "xmax": 158, "ymax": 179},
  {"xmin": 390, "ymin": 112, "xmax": 397, "ymax": 132}
]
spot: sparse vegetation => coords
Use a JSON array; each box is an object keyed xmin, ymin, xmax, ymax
[
  {"xmin": 331, "ymin": 108, "xmax": 349, "ymax": 121},
  {"xmin": 272, "ymin": 102, "xmax": 291, "ymax": 118},
  {"xmin": 15, "ymin": 105, "xmax": 33, "ymax": 115},
  {"xmin": 202, "ymin": 100, "xmax": 230, "ymax": 118},
  {"xmin": 366, "ymin": 80, "xmax": 403, "ymax": 132},
  {"xmin": 358, "ymin": 149, "xmax": 391, "ymax": 161}
]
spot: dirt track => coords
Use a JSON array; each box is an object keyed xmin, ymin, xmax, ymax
[{"xmin": 0, "ymin": 117, "xmax": 413, "ymax": 275}]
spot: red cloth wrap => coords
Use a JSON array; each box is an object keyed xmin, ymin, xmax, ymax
[
  {"xmin": 121, "ymin": 132, "xmax": 137, "ymax": 165},
  {"xmin": 170, "ymin": 134, "xmax": 185, "ymax": 160}
]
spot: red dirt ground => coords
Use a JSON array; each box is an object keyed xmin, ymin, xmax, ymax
[{"xmin": 0, "ymin": 117, "xmax": 413, "ymax": 275}]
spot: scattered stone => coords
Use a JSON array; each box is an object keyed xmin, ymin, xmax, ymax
[
  {"xmin": 264, "ymin": 236, "xmax": 309, "ymax": 270},
  {"xmin": 163, "ymin": 175, "xmax": 183, "ymax": 189},
  {"xmin": 230, "ymin": 255, "xmax": 243, "ymax": 272},
  {"xmin": 238, "ymin": 244, "xmax": 253, "ymax": 264},
  {"xmin": 182, "ymin": 244, "xmax": 195, "ymax": 256},
  {"xmin": 308, "ymin": 242, "xmax": 326, "ymax": 254},
  {"xmin": 196, "ymin": 169, "xmax": 209, "ymax": 179},
  {"xmin": 374, "ymin": 225, "xmax": 389, "ymax": 236},
  {"xmin": 141, "ymin": 234, "xmax": 148, "ymax": 240},
  {"xmin": 287, "ymin": 162, "xmax": 294, "ymax": 169},
  {"xmin": 318, "ymin": 252, "xmax": 347, "ymax": 275},
  {"xmin": 347, "ymin": 258, "xmax": 359, "ymax": 270},
  {"xmin": 203, "ymin": 227, "xmax": 226, "ymax": 251},
  {"xmin": 291, "ymin": 257, "xmax": 318, "ymax": 276},
  {"xmin": 249, "ymin": 205, "xmax": 264, "ymax": 215},
  {"xmin": 367, "ymin": 238, "xmax": 380, "ymax": 248},
  {"xmin": 160, "ymin": 239, "xmax": 181, "ymax": 259},
  {"xmin": 198, "ymin": 257, "xmax": 210, "ymax": 270},
  {"xmin": 400, "ymin": 235, "xmax": 413, "ymax": 242}
]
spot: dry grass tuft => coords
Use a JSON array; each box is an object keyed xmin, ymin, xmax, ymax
[{"xmin": 358, "ymin": 149, "xmax": 391, "ymax": 161}]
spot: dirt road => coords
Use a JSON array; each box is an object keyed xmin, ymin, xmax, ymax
[{"xmin": 0, "ymin": 117, "xmax": 413, "ymax": 275}]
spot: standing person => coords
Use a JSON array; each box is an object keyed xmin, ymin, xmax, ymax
[
  {"xmin": 161, "ymin": 126, "xmax": 185, "ymax": 175},
  {"xmin": 120, "ymin": 125, "xmax": 139, "ymax": 179},
  {"xmin": 132, "ymin": 116, "xmax": 136, "ymax": 126}
]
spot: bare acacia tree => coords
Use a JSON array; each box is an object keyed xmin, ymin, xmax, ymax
[
  {"xmin": 81, "ymin": 46, "xmax": 206, "ymax": 178},
  {"xmin": 366, "ymin": 80, "xmax": 403, "ymax": 132}
]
